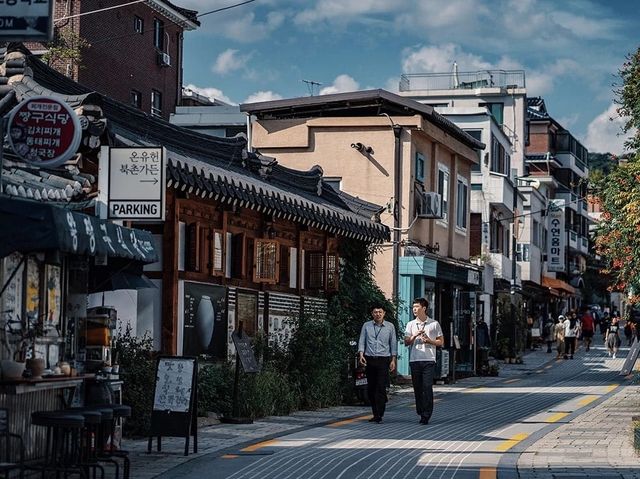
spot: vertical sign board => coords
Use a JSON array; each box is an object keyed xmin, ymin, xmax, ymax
[
  {"xmin": 108, "ymin": 147, "xmax": 165, "ymax": 221},
  {"xmin": 620, "ymin": 338, "xmax": 640, "ymax": 376},
  {"xmin": 547, "ymin": 199, "xmax": 566, "ymax": 272},
  {"xmin": 0, "ymin": 1, "xmax": 53, "ymax": 42},
  {"xmin": 148, "ymin": 356, "xmax": 198, "ymax": 456}
]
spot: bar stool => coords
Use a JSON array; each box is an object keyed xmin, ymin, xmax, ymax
[
  {"xmin": 89, "ymin": 404, "xmax": 131, "ymax": 479},
  {"xmin": 29, "ymin": 411, "xmax": 87, "ymax": 478},
  {"xmin": 71, "ymin": 407, "xmax": 120, "ymax": 479}
]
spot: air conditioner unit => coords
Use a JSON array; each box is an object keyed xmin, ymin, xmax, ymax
[
  {"xmin": 157, "ymin": 52, "xmax": 171, "ymax": 67},
  {"xmin": 418, "ymin": 191, "xmax": 442, "ymax": 219}
]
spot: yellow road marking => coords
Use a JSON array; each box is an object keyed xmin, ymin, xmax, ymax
[
  {"xmin": 504, "ymin": 378, "xmax": 520, "ymax": 384},
  {"xmin": 545, "ymin": 412, "xmax": 569, "ymax": 423},
  {"xmin": 577, "ymin": 395, "xmax": 599, "ymax": 406},
  {"xmin": 479, "ymin": 467, "xmax": 497, "ymax": 479},
  {"xmin": 241, "ymin": 439, "xmax": 279, "ymax": 452},
  {"xmin": 328, "ymin": 415, "xmax": 371, "ymax": 427},
  {"xmin": 495, "ymin": 433, "xmax": 529, "ymax": 452},
  {"xmin": 605, "ymin": 384, "xmax": 618, "ymax": 393},
  {"xmin": 222, "ymin": 454, "xmax": 238, "ymax": 459}
]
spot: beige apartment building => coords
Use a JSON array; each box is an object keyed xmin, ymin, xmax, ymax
[{"xmin": 241, "ymin": 90, "xmax": 484, "ymax": 376}]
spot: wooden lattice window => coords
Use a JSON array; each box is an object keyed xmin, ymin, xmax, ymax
[
  {"xmin": 212, "ymin": 231, "xmax": 224, "ymax": 274},
  {"xmin": 305, "ymin": 252, "xmax": 325, "ymax": 289},
  {"xmin": 327, "ymin": 253, "xmax": 339, "ymax": 290},
  {"xmin": 254, "ymin": 240, "xmax": 279, "ymax": 283}
]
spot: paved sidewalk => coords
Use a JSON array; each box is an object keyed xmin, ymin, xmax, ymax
[{"xmin": 122, "ymin": 342, "xmax": 638, "ymax": 478}]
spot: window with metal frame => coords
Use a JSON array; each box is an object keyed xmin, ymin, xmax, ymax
[
  {"xmin": 134, "ymin": 15, "xmax": 144, "ymax": 34},
  {"xmin": 151, "ymin": 90, "xmax": 162, "ymax": 117},
  {"xmin": 456, "ymin": 176, "xmax": 468, "ymax": 229},
  {"xmin": 153, "ymin": 18, "xmax": 164, "ymax": 49},
  {"xmin": 326, "ymin": 253, "xmax": 339, "ymax": 290},
  {"xmin": 415, "ymin": 152, "xmax": 425, "ymax": 182},
  {"xmin": 130, "ymin": 90, "xmax": 141, "ymax": 109},
  {"xmin": 437, "ymin": 165, "xmax": 449, "ymax": 222}
]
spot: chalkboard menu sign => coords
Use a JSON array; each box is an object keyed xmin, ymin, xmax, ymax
[
  {"xmin": 232, "ymin": 330, "xmax": 260, "ymax": 373},
  {"xmin": 148, "ymin": 356, "xmax": 198, "ymax": 456},
  {"xmin": 620, "ymin": 337, "xmax": 640, "ymax": 376}
]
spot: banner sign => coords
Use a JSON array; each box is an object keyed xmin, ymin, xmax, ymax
[
  {"xmin": 7, "ymin": 96, "xmax": 81, "ymax": 167},
  {"xmin": 108, "ymin": 147, "xmax": 165, "ymax": 221},
  {"xmin": 0, "ymin": 0, "xmax": 53, "ymax": 41},
  {"xmin": 547, "ymin": 199, "xmax": 566, "ymax": 272}
]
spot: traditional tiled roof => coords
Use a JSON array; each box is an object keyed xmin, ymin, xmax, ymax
[{"xmin": 0, "ymin": 44, "xmax": 389, "ymax": 243}]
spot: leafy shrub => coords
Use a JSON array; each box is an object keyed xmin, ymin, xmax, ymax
[
  {"xmin": 240, "ymin": 364, "xmax": 299, "ymax": 418},
  {"xmin": 112, "ymin": 324, "xmax": 155, "ymax": 437},
  {"xmin": 197, "ymin": 362, "xmax": 234, "ymax": 417}
]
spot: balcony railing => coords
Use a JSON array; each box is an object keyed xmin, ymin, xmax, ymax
[
  {"xmin": 399, "ymin": 70, "xmax": 526, "ymax": 92},
  {"xmin": 556, "ymin": 132, "xmax": 588, "ymax": 165}
]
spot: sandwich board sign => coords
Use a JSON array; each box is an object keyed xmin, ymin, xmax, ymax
[
  {"xmin": 0, "ymin": 0, "xmax": 53, "ymax": 41},
  {"xmin": 108, "ymin": 147, "xmax": 165, "ymax": 221}
]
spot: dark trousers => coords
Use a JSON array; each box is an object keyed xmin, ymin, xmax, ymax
[
  {"xmin": 564, "ymin": 337, "xmax": 576, "ymax": 357},
  {"xmin": 410, "ymin": 361, "xmax": 435, "ymax": 421},
  {"xmin": 365, "ymin": 356, "xmax": 390, "ymax": 419}
]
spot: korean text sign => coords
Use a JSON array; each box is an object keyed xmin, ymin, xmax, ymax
[
  {"xmin": 108, "ymin": 147, "xmax": 165, "ymax": 221},
  {"xmin": 7, "ymin": 96, "xmax": 81, "ymax": 167},
  {"xmin": 547, "ymin": 199, "xmax": 566, "ymax": 272},
  {"xmin": 0, "ymin": 0, "xmax": 53, "ymax": 41}
]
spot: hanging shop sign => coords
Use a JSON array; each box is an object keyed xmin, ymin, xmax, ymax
[
  {"xmin": 7, "ymin": 96, "xmax": 81, "ymax": 167},
  {"xmin": 108, "ymin": 147, "xmax": 165, "ymax": 221},
  {"xmin": 0, "ymin": 0, "xmax": 53, "ymax": 41},
  {"xmin": 547, "ymin": 199, "xmax": 566, "ymax": 272}
]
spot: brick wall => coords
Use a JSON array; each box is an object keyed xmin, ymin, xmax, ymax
[
  {"xmin": 75, "ymin": 0, "xmax": 184, "ymax": 120},
  {"xmin": 527, "ymin": 123, "xmax": 551, "ymax": 154}
]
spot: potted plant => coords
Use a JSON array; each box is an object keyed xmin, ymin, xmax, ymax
[{"xmin": 1, "ymin": 312, "xmax": 47, "ymax": 379}]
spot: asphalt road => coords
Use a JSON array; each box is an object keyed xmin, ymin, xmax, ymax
[{"xmin": 160, "ymin": 343, "xmax": 628, "ymax": 479}]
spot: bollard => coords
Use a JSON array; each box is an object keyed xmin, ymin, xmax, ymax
[{"xmin": 633, "ymin": 416, "xmax": 640, "ymax": 450}]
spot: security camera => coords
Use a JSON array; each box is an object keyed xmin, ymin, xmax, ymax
[{"xmin": 351, "ymin": 142, "xmax": 366, "ymax": 152}]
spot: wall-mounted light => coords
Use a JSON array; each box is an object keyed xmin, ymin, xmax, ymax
[{"xmin": 351, "ymin": 142, "xmax": 374, "ymax": 154}]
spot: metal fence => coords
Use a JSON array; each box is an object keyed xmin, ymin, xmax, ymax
[{"xmin": 399, "ymin": 70, "xmax": 526, "ymax": 92}]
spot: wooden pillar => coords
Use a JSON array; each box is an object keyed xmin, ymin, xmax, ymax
[{"xmin": 161, "ymin": 189, "xmax": 180, "ymax": 354}]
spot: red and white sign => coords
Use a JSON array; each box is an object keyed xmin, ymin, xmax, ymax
[{"xmin": 7, "ymin": 96, "xmax": 82, "ymax": 168}]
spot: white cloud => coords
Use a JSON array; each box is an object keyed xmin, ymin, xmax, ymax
[
  {"xmin": 401, "ymin": 44, "xmax": 493, "ymax": 74},
  {"xmin": 218, "ymin": 11, "xmax": 285, "ymax": 43},
  {"xmin": 294, "ymin": 0, "xmax": 394, "ymax": 26},
  {"xmin": 212, "ymin": 49, "xmax": 252, "ymax": 75},
  {"xmin": 183, "ymin": 83, "xmax": 235, "ymax": 105},
  {"xmin": 243, "ymin": 91, "xmax": 283, "ymax": 103},
  {"xmin": 583, "ymin": 103, "xmax": 634, "ymax": 155},
  {"xmin": 319, "ymin": 74, "xmax": 360, "ymax": 95}
]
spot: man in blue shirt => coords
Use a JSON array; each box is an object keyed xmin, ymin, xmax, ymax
[{"xmin": 358, "ymin": 305, "xmax": 397, "ymax": 423}]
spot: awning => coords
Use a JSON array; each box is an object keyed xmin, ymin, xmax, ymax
[
  {"xmin": 0, "ymin": 197, "xmax": 158, "ymax": 264},
  {"xmin": 541, "ymin": 275, "xmax": 576, "ymax": 295}
]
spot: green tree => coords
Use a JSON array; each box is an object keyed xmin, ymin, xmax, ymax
[
  {"xmin": 592, "ymin": 46, "xmax": 640, "ymax": 301},
  {"xmin": 41, "ymin": 28, "xmax": 91, "ymax": 72}
]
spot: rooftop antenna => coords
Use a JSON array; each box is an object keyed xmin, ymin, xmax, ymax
[{"xmin": 302, "ymin": 79, "xmax": 322, "ymax": 96}]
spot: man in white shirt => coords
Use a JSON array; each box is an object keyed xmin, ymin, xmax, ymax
[{"xmin": 404, "ymin": 297, "xmax": 444, "ymax": 425}]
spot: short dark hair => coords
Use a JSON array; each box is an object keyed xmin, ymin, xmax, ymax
[
  {"xmin": 371, "ymin": 304, "xmax": 385, "ymax": 312},
  {"xmin": 413, "ymin": 297, "xmax": 429, "ymax": 309}
]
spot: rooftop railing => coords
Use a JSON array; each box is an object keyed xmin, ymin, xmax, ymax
[{"xmin": 399, "ymin": 70, "xmax": 526, "ymax": 92}]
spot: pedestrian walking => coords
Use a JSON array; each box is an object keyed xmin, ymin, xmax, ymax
[
  {"xmin": 554, "ymin": 315, "xmax": 565, "ymax": 359},
  {"xmin": 624, "ymin": 320, "xmax": 633, "ymax": 346},
  {"xmin": 358, "ymin": 305, "xmax": 397, "ymax": 424},
  {"xmin": 580, "ymin": 306, "xmax": 595, "ymax": 352},
  {"xmin": 600, "ymin": 311, "xmax": 610, "ymax": 337},
  {"xmin": 543, "ymin": 315, "xmax": 554, "ymax": 353},
  {"xmin": 404, "ymin": 297, "xmax": 443, "ymax": 425},
  {"xmin": 563, "ymin": 312, "xmax": 579, "ymax": 359},
  {"xmin": 605, "ymin": 317, "xmax": 621, "ymax": 358}
]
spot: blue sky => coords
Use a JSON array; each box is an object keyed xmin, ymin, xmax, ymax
[{"xmin": 179, "ymin": 0, "xmax": 638, "ymax": 155}]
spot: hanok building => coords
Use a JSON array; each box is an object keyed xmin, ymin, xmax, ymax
[
  {"xmin": 241, "ymin": 90, "xmax": 485, "ymax": 377},
  {"xmin": 0, "ymin": 43, "xmax": 388, "ymax": 385}
]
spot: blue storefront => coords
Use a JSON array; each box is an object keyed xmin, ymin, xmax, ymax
[{"xmin": 397, "ymin": 254, "xmax": 481, "ymax": 378}]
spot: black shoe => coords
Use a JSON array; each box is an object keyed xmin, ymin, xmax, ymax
[
  {"xmin": 368, "ymin": 416, "xmax": 378, "ymax": 423},
  {"xmin": 570, "ymin": 355, "xmax": 573, "ymax": 359},
  {"xmin": 375, "ymin": 417, "xmax": 382, "ymax": 424},
  {"xmin": 419, "ymin": 417, "xmax": 429, "ymax": 425},
  {"xmin": 563, "ymin": 355, "xmax": 568, "ymax": 359}
]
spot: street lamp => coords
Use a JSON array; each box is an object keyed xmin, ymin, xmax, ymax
[{"xmin": 510, "ymin": 176, "xmax": 540, "ymax": 355}]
